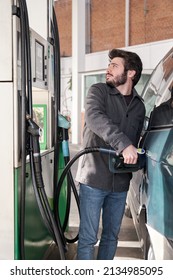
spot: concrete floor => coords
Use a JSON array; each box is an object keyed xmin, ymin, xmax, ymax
[{"xmin": 65, "ymin": 214, "xmax": 143, "ymax": 260}]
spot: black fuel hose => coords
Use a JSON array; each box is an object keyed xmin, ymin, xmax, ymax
[
  {"xmin": 58, "ymin": 128, "xmax": 80, "ymax": 241},
  {"xmin": 27, "ymin": 116, "xmax": 66, "ymax": 259},
  {"xmin": 56, "ymin": 147, "xmax": 118, "ymax": 205},
  {"xmin": 62, "ymin": 156, "xmax": 72, "ymax": 231},
  {"xmin": 61, "ymin": 156, "xmax": 80, "ymax": 243},
  {"xmin": 54, "ymin": 147, "xmax": 102, "ymax": 244},
  {"xmin": 52, "ymin": 7, "xmax": 61, "ymax": 200},
  {"xmin": 18, "ymin": 0, "xmax": 27, "ymax": 260},
  {"xmin": 54, "ymin": 146, "xmax": 145, "ymax": 244}
]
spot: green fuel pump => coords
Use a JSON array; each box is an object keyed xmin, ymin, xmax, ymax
[{"xmin": 13, "ymin": 0, "xmax": 68, "ymax": 260}]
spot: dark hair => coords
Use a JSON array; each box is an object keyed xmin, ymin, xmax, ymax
[{"xmin": 108, "ymin": 49, "xmax": 143, "ymax": 87}]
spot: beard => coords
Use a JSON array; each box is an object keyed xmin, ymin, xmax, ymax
[{"xmin": 106, "ymin": 71, "xmax": 127, "ymax": 88}]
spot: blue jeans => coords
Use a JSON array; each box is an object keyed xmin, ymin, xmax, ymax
[{"xmin": 77, "ymin": 183, "xmax": 127, "ymax": 260}]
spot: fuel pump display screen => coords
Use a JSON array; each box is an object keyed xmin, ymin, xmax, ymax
[{"xmin": 35, "ymin": 41, "xmax": 44, "ymax": 81}]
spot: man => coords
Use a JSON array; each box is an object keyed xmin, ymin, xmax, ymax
[{"xmin": 76, "ymin": 49, "xmax": 145, "ymax": 260}]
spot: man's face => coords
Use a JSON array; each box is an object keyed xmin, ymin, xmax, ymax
[{"xmin": 106, "ymin": 57, "xmax": 127, "ymax": 88}]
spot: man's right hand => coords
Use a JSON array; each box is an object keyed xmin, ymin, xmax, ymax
[{"xmin": 122, "ymin": 145, "xmax": 138, "ymax": 164}]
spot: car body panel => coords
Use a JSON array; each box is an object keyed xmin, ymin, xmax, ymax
[
  {"xmin": 144, "ymin": 129, "xmax": 173, "ymax": 239},
  {"xmin": 127, "ymin": 47, "xmax": 173, "ymax": 259}
]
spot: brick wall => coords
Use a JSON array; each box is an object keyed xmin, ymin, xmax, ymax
[
  {"xmin": 90, "ymin": 0, "xmax": 125, "ymax": 51},
  {"xmin": 55, "ymin": 0, "xmax": 173, "ymax": 57},
  {"xmin": 54, "ymin": 0, "xmax": 72, "ymax": 57},
  {"xmin": 130, "ymin": 0, "xmax": 173, "ymax": 45}
]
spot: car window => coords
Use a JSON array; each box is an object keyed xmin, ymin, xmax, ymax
[{"xmin": 142, "ymin": 48, "xmax": 173, "ymax": 128}]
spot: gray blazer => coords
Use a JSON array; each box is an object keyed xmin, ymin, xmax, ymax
[{"xmin": 76, "ymin": 83, "xmax": 145, "ymax": 192}]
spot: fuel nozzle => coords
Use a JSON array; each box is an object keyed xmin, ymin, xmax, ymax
[
  {"xmin": 58, "ymin": 113, "xmax": 71, "ymax": 157},
  {"xmin": 26, "ymin": 114, "xmax": 43, "ymax": 182},
  {"xmin": 26, "ymin": 114, "xmax": 42, "ymax": 138},
  {"xmin": 109, "ymin": 148, "xmax": 146, "ymax": 173},
  {"xmin": 26, "ymin": 114, "xmax": 42, "ymax": 154}
]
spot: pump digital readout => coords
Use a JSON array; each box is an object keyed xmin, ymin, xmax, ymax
[{"xmin": 35, "ymin": 41, "xmax": 44, "ymax": 81}]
